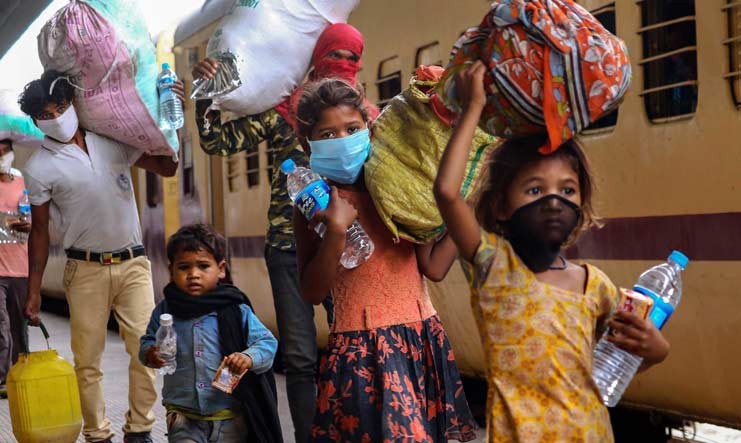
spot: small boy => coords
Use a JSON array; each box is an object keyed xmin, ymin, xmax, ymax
[{"xmin": 139, "ymin": 224, "xmax": 279, "ymax": 442}]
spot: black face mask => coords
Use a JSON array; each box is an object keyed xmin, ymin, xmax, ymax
[{"xmin": 500, "ymin": 194, "xmax": 580, "ymax": 273}]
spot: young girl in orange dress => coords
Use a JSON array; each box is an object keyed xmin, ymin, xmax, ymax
[
  {"xmin": 292, "ymin": 78, "xmax": 478, "ymax": 442},
  {"xmin": 434, "ymin": 62, "xmax": 671, "ymax": 442}
]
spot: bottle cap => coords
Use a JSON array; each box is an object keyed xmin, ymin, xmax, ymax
[
  {"xmin": 159, "ymin": 313, "xmax": 173, "ymax": 326},
  {"xmin": 280, "ymin": 159, "xmax": 296, "ymax": 174},
  {"xmin": 668, "ymin": 250, "xmax": 689, "ymax": 270},
  {"xmin": 23, "ymin": 189, "xmax": 28, "ymax": 195},
  {"xmin": 162, "ymin": 62, "xmax": 170, "ymax": 70}
]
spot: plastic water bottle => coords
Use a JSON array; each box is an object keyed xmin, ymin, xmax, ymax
[
  {"xmin": 157, "ymin": 63, "xmax": 184, "ymax": 130},
  {"xmin": 18, "ymin": 189, "xmax": 30, "ymax": 222},
  {"xmin": 592, "ymin": 250, "xmax": 689, "ymax": 407},
  {"xmin": 280, "ymin": 159, "xmax": 374, "ymax": 269},
  {"xmin": 156, "ymin": 314, "xmax": 177, "ymax": 375}
]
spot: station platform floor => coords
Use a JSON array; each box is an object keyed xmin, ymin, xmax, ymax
[{"xmin": 0, "ymin": 311, "xmax": 489, "ymax": 443}]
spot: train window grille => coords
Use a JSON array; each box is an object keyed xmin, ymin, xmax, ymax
[
  {"xmin": 226, "ymin": 154, "xmax": 241, "ymax": 193},
  {"xmin": 725, "ymin": 0, "xmax": 741, "ymax": 108},
  {"xmin": 638, "ymin": 0, "xmax": 698, "ymax": 123},
  {"xmin": 145, "ymin": 171, "xmax": 161, "ymax": 208},
  {"xmin": 583, "ymin": 3, "xmax": 619, "ymax": 133},
  {"xmin": 376, "ymin": 55, "xmax": 402, "ymax": 108},
  {"xmin": 246, "ymin": 150, "xmax": 260, "ymax": 188},
  {"xmin": 415, "ymin": 41, "xmax": 443, "ymax": 68},
  {"xmin": 181, "ymin": 133, "xmax": 195, "ymax": 197}
]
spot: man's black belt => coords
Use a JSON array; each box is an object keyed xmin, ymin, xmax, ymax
[{"xmin": 65, "ymin": 245, "xmax": 146, "ymax": 265}]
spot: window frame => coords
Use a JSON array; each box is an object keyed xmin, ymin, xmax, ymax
[
  {"xmin": 225, "ymin": 153, "xmax": 241, "ymax": 193},
  {"xmin": 376, "ymin": 55, "xmax": 402, "ymax": 108},
  {"xmin": 724, "ymin": 1, "xmax": 741, "ymax": 108},
  {"xmin": 414, "ymin": 41, "xmax": 443, "ymax": 68},
  {"xmin": 637, "ymin": 0, "xmax": 699, "ymax": 123},
  {"xmin": 245, "ymin": 149, "xmax": 260, "ymax": 188}
]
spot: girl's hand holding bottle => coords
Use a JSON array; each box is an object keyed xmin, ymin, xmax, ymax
[
  {"xmin": 310, "ymin": 186, "xmax": 358, "ymax": 237},
  {"xmin": 144, "ymin": 345, "xmax": 165, "ymax": 369},
  {"xmin": 606, "ymin": 311, "xmax": 670, "ymax": 368}
]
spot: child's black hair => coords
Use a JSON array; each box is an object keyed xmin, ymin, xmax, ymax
[
  {"xmin": 166, "ymin": 224, "xmax": 232, "ymax": 283},
  {"xmin": 476, "ymin": 134, "xmax": 601, "ymax": 243},
  {"xmin": 18, "ymin": 70, "xmax": 76, "ymax": 119},
  {"xmin": 295, "ymin": 78, "xmax": 368, "ymax": 139}
]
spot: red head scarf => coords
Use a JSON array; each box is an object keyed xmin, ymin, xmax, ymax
[{"xmin": 276, "ymin": 23, "xmax": 379, "ymax": 129}]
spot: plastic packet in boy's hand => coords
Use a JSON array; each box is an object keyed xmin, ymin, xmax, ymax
[
  {"xmin": 190, "ymin": 51, "xmax": 242, "ymax": 100},
  {"xmin": 211, "ymin": 357, "xmax": 247, "ymax": 394}
]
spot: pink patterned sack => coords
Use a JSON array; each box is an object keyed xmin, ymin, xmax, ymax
[{"xmin": 38, "ymin": 0, "xmax": 177, "ymax": 154}]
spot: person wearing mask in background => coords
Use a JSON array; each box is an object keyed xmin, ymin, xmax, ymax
[
  {"xmin": 191, "ymin": 23, "xmax": 377, "ymax": 443},
  {"xmin": 18, "ymin": 70, "xmax": 183, "ymax": 443},
  {"xmin": 0, "ymin": 139, "xmax": 31, "ymax": 399}
]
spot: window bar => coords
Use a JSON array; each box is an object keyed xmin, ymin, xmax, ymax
[
  {"xmin": 721, "ymin": 1, "xmax": 741, "ymax": 11},
  {"xmin": 638, "ymin": 80, "xmax": 698, "ymax": 97},
  {"xmin": 637, "ymin": 16, "xmax": 696, "ymax": 34},
  {"xmin": 723, "ymin": 35, "xmax": 741, "ymax": 45},
  {"xmin": 723, "ymin": 70, "xmax": 741, "ymax": 79},
  {"xmin": 637, "ymin": 46, "xmax": 698, "ymax": 65},
  {"xmin": 590, "ymin": 4, "xmax": 616, "ymax": 16}
]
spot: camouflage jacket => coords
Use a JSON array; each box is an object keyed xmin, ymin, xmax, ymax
[{"xmin": 196, "ymin": 100, "xmax": 308, "ymax": 252}]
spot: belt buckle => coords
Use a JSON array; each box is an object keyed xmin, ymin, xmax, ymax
[{"xmin": 100, "ymin": 252, "xmax": 120, "ymax": 265}]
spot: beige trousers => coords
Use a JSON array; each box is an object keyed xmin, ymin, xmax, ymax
[{"xmin": 63, "ymin": 256, "xmax": 157, "ymax": 442}]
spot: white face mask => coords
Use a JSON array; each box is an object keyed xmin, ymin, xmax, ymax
[
  {"xmin": 0, "ymin": 151, "xmax": 14, "ymax": 174},
  {"xmin": 36, "ymin": 105, "xmax": 79, "ymax": 143}
]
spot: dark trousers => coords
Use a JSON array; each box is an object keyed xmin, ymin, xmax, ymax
[
  {"xmin": 0, "ymin": 277, "xmax": 27, "ymax": 383},
  {"xmin": 265, "ymin": 247, "xmax": 332, "ymax": 443}
]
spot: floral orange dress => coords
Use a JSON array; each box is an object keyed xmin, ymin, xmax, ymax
[
  {"xmin": 461, "ymin": 229, "xmax": 618, "ymax": 442},
  {"xmin": 311, "ymin": 188, "xmax": 478, "ymax": 442}
]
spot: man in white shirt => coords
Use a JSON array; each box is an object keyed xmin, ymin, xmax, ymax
[{"xmin": 19, "ymin": 70, "xmax": 179, "ymax": 443}]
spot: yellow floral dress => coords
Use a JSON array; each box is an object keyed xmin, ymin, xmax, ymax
[{"xmin": 461, "ymin": 229, "xmax": 618, "ymax": 443}]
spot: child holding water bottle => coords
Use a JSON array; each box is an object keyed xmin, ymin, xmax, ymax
[
  {"xmin": 434, "ymin": 62, "xmax": 671, "ymax": 442},
  {"xmin": 292, "ymin": 79, "xmax": 477, "ymax": 441},
  {"xmin": 139, "ymin": 224, "xmax": 280, "ymax": 442}
]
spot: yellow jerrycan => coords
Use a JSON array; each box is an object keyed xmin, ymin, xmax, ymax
[{"xmin": 7, "ymin": 320, "xmax": 82, "ymax": 443}]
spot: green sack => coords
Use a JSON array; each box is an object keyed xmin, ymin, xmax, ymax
[{"xmin": 365, "ymin": 76, "xmax": 498, "ymax": 244}]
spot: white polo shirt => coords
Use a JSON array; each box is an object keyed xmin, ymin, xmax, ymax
[{"xmin": 24, "ymin": 131, "xmax": 144, "ymax": 252}]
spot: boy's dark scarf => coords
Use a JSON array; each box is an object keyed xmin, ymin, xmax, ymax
[{"xmin": 164, "ymin": 283, "xmax": 283, "ymax": 443}]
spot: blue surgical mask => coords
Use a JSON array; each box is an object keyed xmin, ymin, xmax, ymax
[{"xmin": 308, "ymin": 128, "xmax": 371, "ymax": 184}]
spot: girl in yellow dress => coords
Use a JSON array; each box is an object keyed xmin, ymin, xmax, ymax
[{"xmin": 433, "ymin": 62, "xmax": 671, "ymax": 442}]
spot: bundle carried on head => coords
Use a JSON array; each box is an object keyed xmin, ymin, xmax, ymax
[
  {"xmin": 0, "ymin": 90, "xmax": 44, "ymax": 149},
  {"xmin": 38, "ymin": 0, "xmax": 178, "ymax": 154},
  {"xmin": 197, "ymin": 0, "xmax": 360, "ymax": 117},
  {"xmin": 438, "ymin": 0, "xmax": 631, "ymax": 153},
  {"xmin": 365, "ymin": 67, "xmax": 498, "ymax": 244}
]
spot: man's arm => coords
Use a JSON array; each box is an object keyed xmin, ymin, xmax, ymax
[
  {"xmin": 134, "ymin": 154, "xmax": 178, "ymax": 177},
  {"xmin": 25, "ymin": 202, "xmax": 50, "ymax": 326}
]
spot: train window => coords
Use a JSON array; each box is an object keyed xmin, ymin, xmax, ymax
[
  {"xmin": 246, "ymin": 150, "xmax": 260, "ymax": 188},
  {"xmin": 415, "ymin": 42, "xmax": 443, "ymax": 68},
  {"xmin": 726, "ymin": 1, "xmax": 741, "ymax": 108},
  {"xmin": 638, "ymin": 0, "xmax": 698, "ymax": 122},
  {"xmin": 584, "ymin": 4, "xmax": 619, "ymax": 132},
  {"xmin": 145, "ymin": 171, "xmax": 161, "ymax": 208},
  {"xmin": 181, "ymin": 133, "xmax": 194, "ymax": 196},
  {"xmin": 187, "ymin": 47, "xmax": 199, "ymax": 69},
  {"xmin": 226, "ymin": 154, "xmax": 241, "ymax": 193},
  {"xmin": 376, "ymin": 55, "xmax": 402, "ymax": 108}
]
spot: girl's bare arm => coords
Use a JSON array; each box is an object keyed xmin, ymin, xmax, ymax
[
  {"xmin": 433, "ymin": 62, "xmax": 488, "ymax": 262},
  {"xmin": 415, "ymin": 234, "xmax": 458, "ymax": 282}
]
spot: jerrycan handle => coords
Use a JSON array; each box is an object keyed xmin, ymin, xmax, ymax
[{"xmin": 22, "ymin": 319, "xmax": 51, "ymax": 354}]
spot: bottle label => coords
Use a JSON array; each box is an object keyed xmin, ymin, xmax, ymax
[
  {"xmin": 633, "ymin": 285, "xmax": 675, "ymax": 329},
  {"xmin": 295, "ymin": 180, "xmax": 330, "ymax": 220}
]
